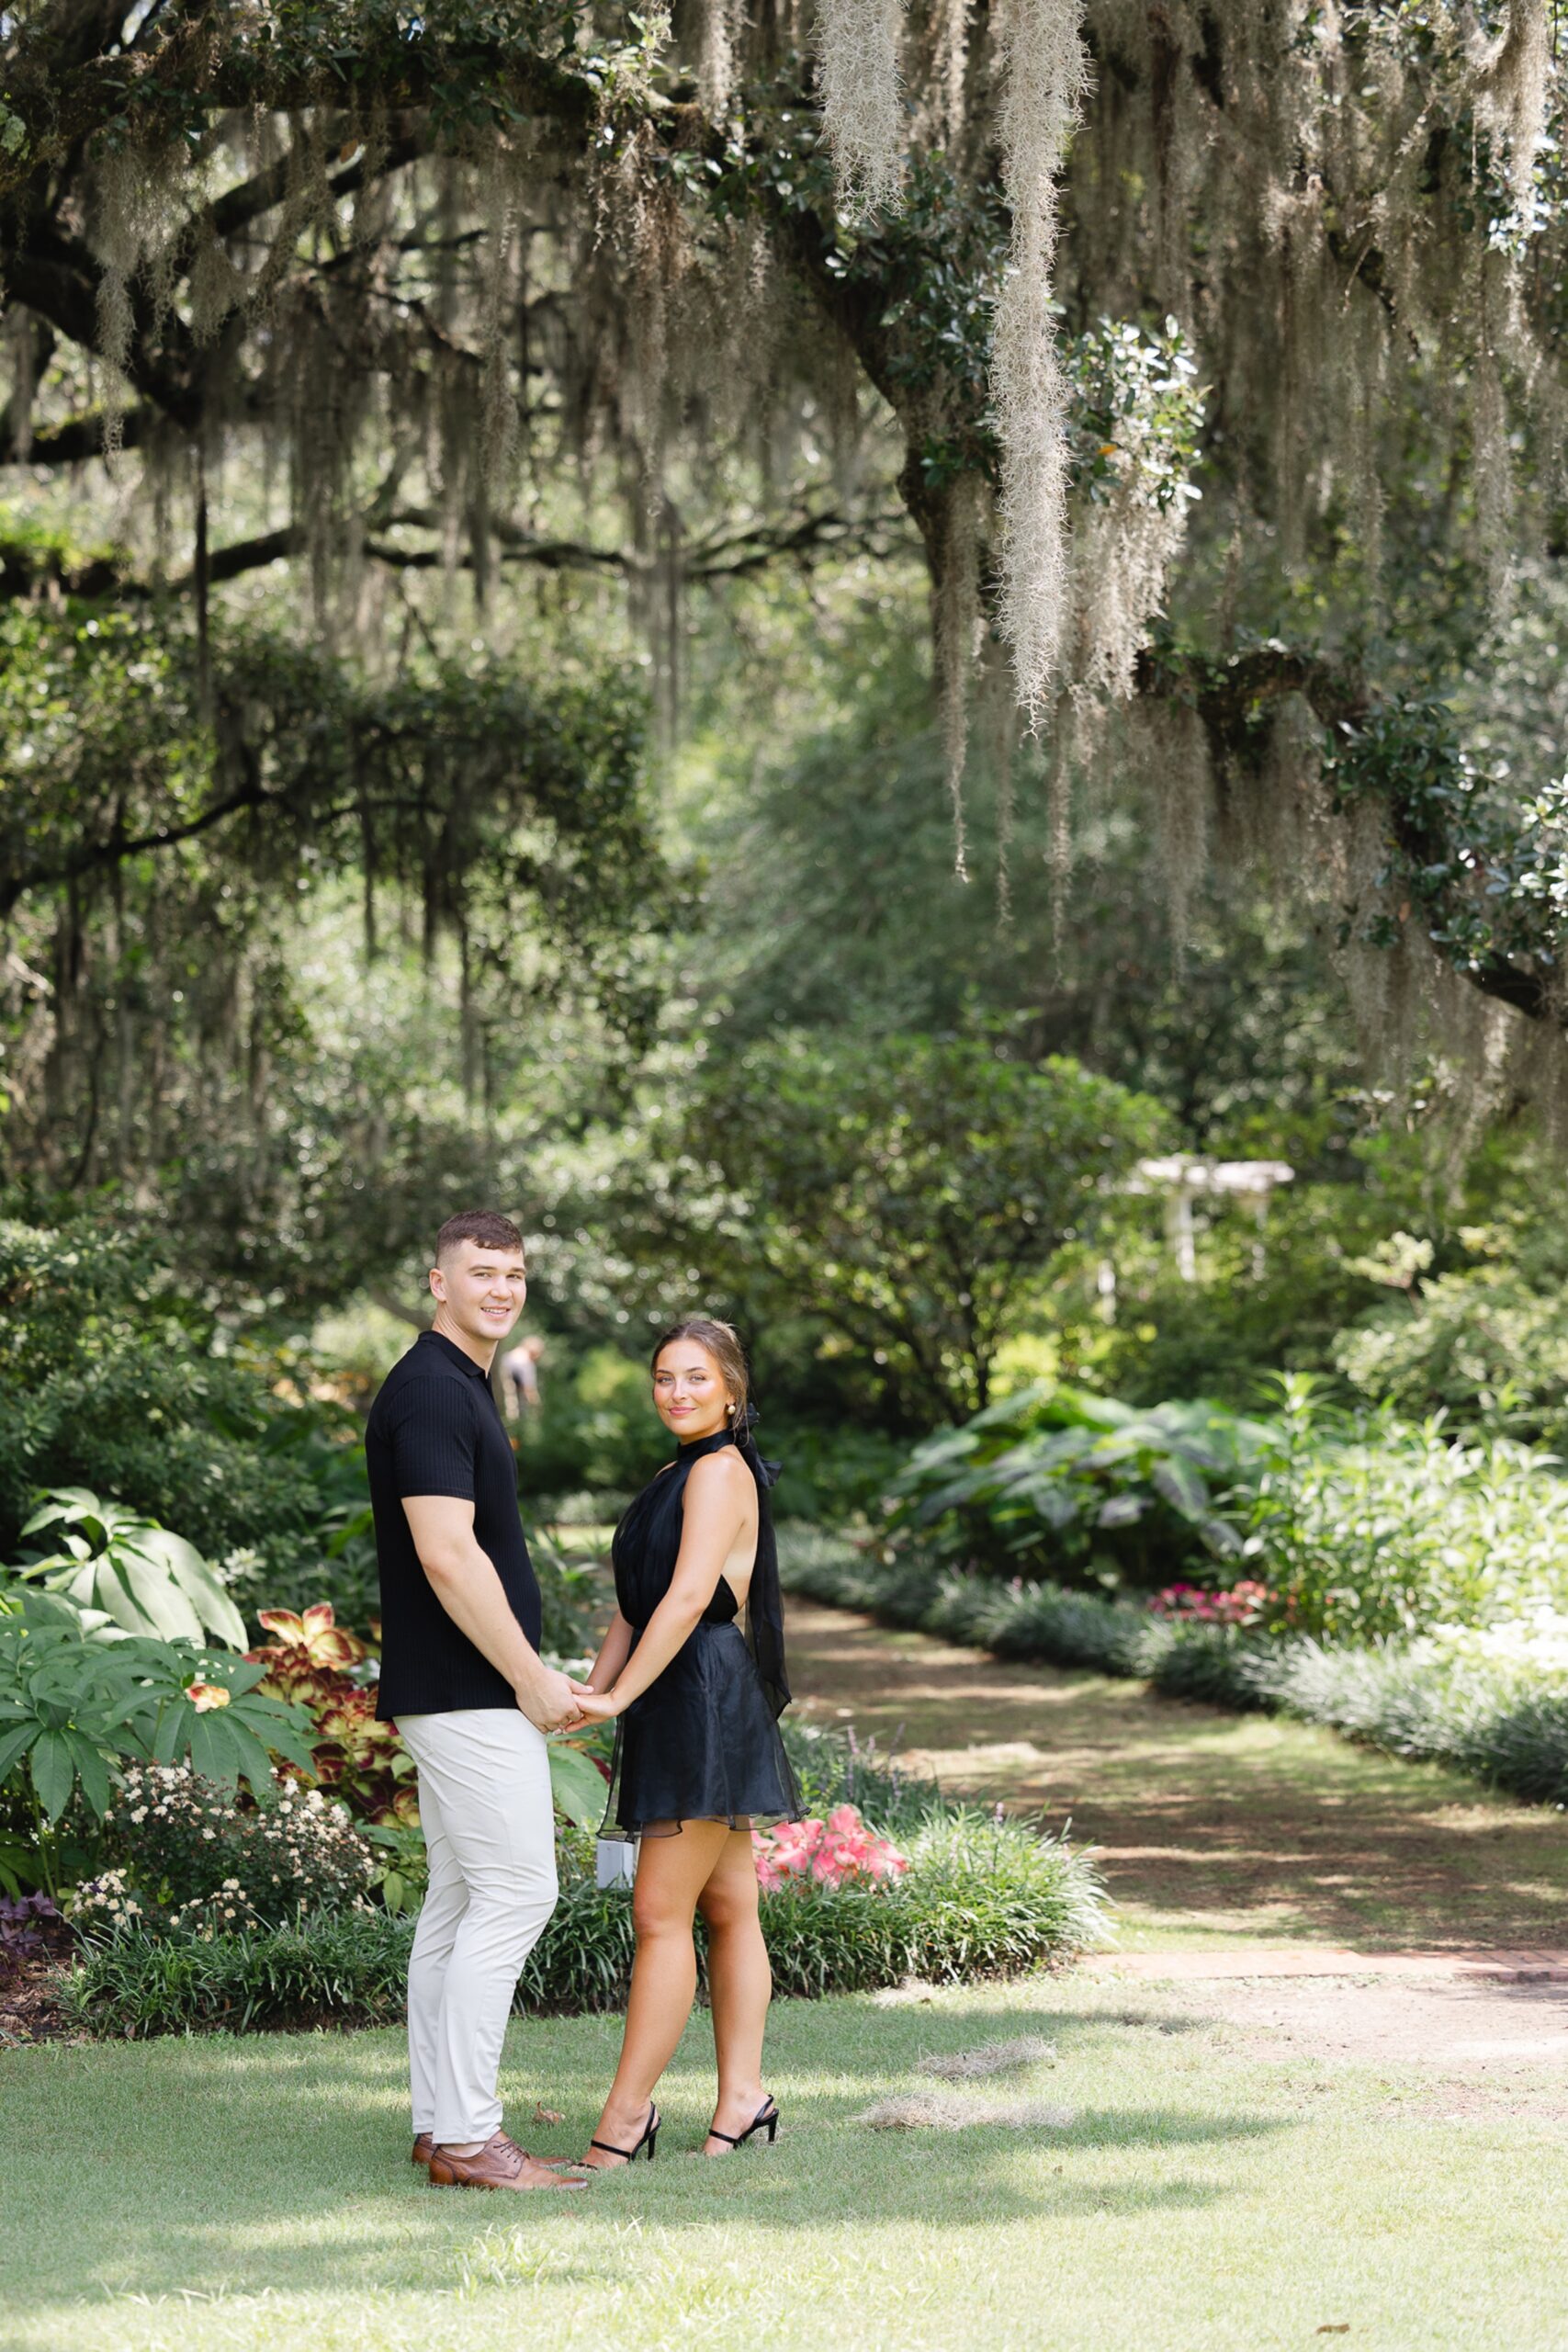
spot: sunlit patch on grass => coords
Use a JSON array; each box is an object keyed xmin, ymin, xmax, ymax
[{"xmin": 454, "ymin": 2229, "xmax": 598, "ymax": 2298}]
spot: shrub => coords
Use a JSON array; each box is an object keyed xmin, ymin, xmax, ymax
[
  {"xmin": 780, "ymin": 1713, "xmax": 943, "ymax": 1835},
  {"xmin": 1240, "ymin": 1376, "xmax": 1568, "ymax": 1638},
  {"xmin": 0, "ymin": 1596, "xmax": 315, "ymax": 1897},
  {"xmin": 59, "ymin": 1906, "xmax": 414, "ymax": 2035},
  {"xmin": 243, "ymin": 1604, "xmax": 412, "ymax": 1824},
  {"xmin": 60, "ymin": 1808, "xmax": 1107, "ymax": 2036},
  {"xmin": 0, "ymin": 1212, "xmax": 355, "ymax": 1612},
  {"xmin": 79, "ymin": 1760, "xmax": 374, "ymax": 1934},
  {"xmin": 889, "ymin": 1384, "xmax": 1273, "ymax": 1589},
  {"xmin": 1334, "ymin": 1258, "xmax": 1568, "ymax": 1442},
  {"xmin": 882, "ymin": 1373, "xmax": 1568, "ymax": 1637}
]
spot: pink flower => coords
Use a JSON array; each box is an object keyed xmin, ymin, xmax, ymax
[{"xmin": 754, "ymin": 1804, "xmax": 908, "ymax": 1893}]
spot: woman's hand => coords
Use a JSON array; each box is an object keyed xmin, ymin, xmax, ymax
[{"xmin": 570, "ymin": 1689, "xmax": 626, "ymax": 1724}]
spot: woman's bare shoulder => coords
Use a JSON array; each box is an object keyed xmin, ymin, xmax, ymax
[{"xmin": 683, "ymin": 1447, "xmax": 756, "ymax": 1501}]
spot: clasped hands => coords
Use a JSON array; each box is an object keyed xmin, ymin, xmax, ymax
[{"xmin": 524, "ymin": 1668, "xmax": 626, "ymax": 1734}]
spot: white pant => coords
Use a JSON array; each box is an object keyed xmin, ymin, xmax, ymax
[{"xmin": 398, "ymin": 1709, "xmax": 558, "ymax": 2146}]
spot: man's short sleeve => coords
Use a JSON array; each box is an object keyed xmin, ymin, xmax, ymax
[{"xmin": 386, "ymin": 1376, "xmax": 479, "ymax": 1501}]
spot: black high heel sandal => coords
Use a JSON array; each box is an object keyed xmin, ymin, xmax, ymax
[
  {"xmin": 588, "ymin": 2103, "xmax": 660, "ymax": 2167},
  {"xmin": 705, "ymin": 2099, "xmax": 780, "ymax": 2153}
]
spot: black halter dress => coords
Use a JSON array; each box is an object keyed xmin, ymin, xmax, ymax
[{"xmin": 603, "ymin": 1419, "xmax": 801, "ymax": 1838}]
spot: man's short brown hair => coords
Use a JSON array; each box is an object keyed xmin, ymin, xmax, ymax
[{"xmin": 434, "ymin": 1209, "xmax": 524, "ymax": 1262}]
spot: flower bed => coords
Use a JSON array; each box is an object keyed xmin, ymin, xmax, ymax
[
  {"xmin": 779, "ymin": 1527, "xmax": 1568, "ymax": 1809},
  {"xmin": 59, "ymin": 1808, "xmax": 1106, "ymax": 2038}
]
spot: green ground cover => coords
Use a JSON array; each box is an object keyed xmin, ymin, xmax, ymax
[{"xmin": 6, "ymin": 1977, "xmax": 1566, "ymax": 2352}]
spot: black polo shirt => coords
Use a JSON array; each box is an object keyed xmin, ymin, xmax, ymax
[{"xmin": 366, "ymin": 1329, "xmax": 543, "ymax": 1720}]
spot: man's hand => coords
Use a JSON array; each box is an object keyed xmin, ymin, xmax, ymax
[{"xmin": 518, "ymin": 1667, "xmax": 594, "ymax": 1733}]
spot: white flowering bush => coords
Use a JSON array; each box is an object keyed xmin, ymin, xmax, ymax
[
  {"xmin": 1427, "ymin": 1606, "xmax": 1568, "ymax": 1677},
  {"xmin": 74, "ymin": 1762, "xmax": 374, "ymax": 1937}
]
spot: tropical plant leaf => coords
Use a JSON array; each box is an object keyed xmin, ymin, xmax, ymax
[
  {"xmin": 29, "ymin": 1726, "xmax": 75, "ymax": 1821},
  {"xmin": 19, "ymin": 1488, "xmax": 103, "ymax": 1537},
  {"xmin": 133, "ymin": 1531, "xmax": 247, "ymax": 1649},
  {"xmin": 62, "ymin": 1726, "xmax": 113, "ymax": 1818},
  {"xmin": 548, "ymin": 1740, "xmax": 609, "ymax": 1828}
]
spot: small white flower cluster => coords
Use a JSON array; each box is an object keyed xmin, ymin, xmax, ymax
[
  {"xmin": 1430, "ymin": 1604, "xmax": 1568, "ymax": 1674},
  {"xmin": 71, "ymin": 1867, "xmax": 144, "ymax": 1926},
  {"xmin": 91, "ymin": 1760, "xmax": 376, "ymax": 1935}
]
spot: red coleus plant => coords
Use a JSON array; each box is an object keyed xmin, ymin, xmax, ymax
[{"xmin": 246, "ymin": 1603, "xmax": 416, "ymax": 1826}]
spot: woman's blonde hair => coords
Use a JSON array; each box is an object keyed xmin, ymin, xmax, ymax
[{"xmin": 650, "ymin": 1316, "xmax": 750, "ymax": 1427}]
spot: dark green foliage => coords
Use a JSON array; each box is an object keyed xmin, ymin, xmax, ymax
[
  {"xmin": 0, "ymin": 1594, "xmax": 316, "ymax": 1898},
  {"xmin": 59, "ymin": 1907, "xmax": 416, "ymax": 2037},
  {"xmin": 602, "ymin": 1029, "xmax": 1167, "ymax": 1426},
  {"xmin": 890, "ymin": 1384, "xmax": 1271, "ymax": 1590},
  {"xmin": 512, "ymin": 1343, "xmax": 672, "ymax": 1508},
  {"xmin": 0, "ymin": 1212, "xmax": 344, "ymax": 1600},
  {"xmin": 60, "ymin": 1810, "xmax": 1105, "ymax": 2036}
]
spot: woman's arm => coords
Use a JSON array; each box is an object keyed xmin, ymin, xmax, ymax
[
  {"xmin": 574, "ymin": 1454, "xmax": 754, "ymax": 1719},
  {"xmin": 585, "ymin": 1609, "xmax": 635, "ymax": 1693}
]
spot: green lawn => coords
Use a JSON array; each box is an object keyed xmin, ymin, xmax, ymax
[{"xmin": 7, "ymin": 1975, "xmax": 1567, "ymax": 2352}]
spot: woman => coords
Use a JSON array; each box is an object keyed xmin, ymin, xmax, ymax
[{"xmin": 567, "ymin": 1316, "xmax": 799, "ymax": 2168}]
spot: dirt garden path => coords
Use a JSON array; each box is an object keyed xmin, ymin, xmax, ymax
[{"xmin": 787, "ymin": 1597, "xmax": 1568, "ymax": 2067}]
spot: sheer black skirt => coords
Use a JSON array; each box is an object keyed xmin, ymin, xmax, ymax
[{"xmin": 605, "ymin": 1621, "xmax": 801, "ymax": 1838}]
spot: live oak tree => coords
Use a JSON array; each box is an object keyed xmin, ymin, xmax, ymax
[
  {"xmin": 554, "ymin": 1027, "xmax": 1169, "ymax": 1421},
  {"xmin": 6, "ymin": 0, "xmax": 1568, "ymax": 1199}
]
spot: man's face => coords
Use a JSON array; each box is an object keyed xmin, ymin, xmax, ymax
[{"xmin": 429, "ymin": 1239, "xmax": 528, "ymax": 1345}]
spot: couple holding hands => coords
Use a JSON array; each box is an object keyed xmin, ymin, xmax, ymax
[{"xmin": 366, "ymin": 1209, "xmax": 799, "ymax": 2189}]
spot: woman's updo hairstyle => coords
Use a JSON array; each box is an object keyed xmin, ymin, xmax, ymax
[{"xmin": 651, "ymin": 1316, "xmax": 750, "ymax": 1429}]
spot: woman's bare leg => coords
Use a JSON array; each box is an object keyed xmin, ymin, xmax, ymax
[
  {"xmin": 697, "ymin": 1826, "xmax": 773, "ymax": 2154},
  {"xmin": 581, "ymin": 1820, "xmax": 731, "ymax": 2169}
]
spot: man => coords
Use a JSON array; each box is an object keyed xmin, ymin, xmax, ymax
[
  {"xmin": 500, "ymin": 1332, "xmax": 546, "ymax": 1419},
  {"xmin": 367, "ymin": 1208, "xmax": 588, "ymax": 2192}
]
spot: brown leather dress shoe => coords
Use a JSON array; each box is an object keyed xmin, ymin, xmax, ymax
[
  {"xmin": 412, "ymin": 2134, "xmax": 434, "ymax": 2166},
  {"xmin": 428, "ymin": 2131, "xmax": 586, "ymax": 2191}
]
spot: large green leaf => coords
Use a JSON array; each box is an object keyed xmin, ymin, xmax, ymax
[
  {"xmin": 547, "ymin": 1740, "xmax": 609, "ymax": 1829},
  {"xmin": 131, "ymin": 1528, "xmax": 246, "ymax": 1650},
  {"xmin": 0, "ymin": 1721, "xmax": 38, "ymax": 1782},
  {"xmin": 19, "ymin": 1489, "xmax": 104, "ymax": 1539},
  {"xmin": 62, "ymin": 1726, "xmax": 113, "ymax": 1818},
  {"xmin": 29, "ymin": 1726, "xmax": 74, "ymax": 1822},
  {"xmin": 17, "ymin": 1487, "xmax": 246, "ymax": 1649}
]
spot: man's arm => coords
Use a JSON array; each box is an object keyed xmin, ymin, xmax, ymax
[{"xmin": 401, "ymin": 1493, "xmax": 583, "ymax": 1732}]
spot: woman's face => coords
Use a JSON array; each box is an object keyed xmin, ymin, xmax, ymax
[{"xmin": 652, "ymin": 1341, "xmax": 733, "ymax": 1442}]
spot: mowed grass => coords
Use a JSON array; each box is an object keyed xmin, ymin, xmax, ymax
[{"xmin": 6, "ymin": 1975, "xmax": 1568, "ymax": 2352}]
